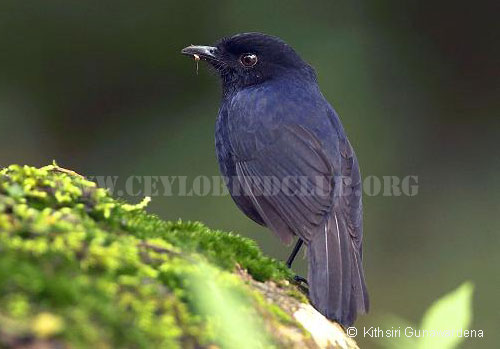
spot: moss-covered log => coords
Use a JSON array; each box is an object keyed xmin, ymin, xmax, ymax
[{"xmin": 0, "ymin": 164, "xmax": 358, "ymax": 349}]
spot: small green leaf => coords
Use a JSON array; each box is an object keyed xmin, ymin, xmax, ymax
[
  {"xmin": 374, "ymin": 314, "xmax": 418, "ymax": 349},
  {"xmin": 190, "ymin": 263, "xmax": 274, "ymax": 349},
  {"xmin": 418, "ymin": 281, "xmax": 474, "ymax": 349}
]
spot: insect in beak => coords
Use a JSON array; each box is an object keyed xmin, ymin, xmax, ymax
[{"xmin": 193, "ymin": 54, "xmax": 200, "ymax": 75}]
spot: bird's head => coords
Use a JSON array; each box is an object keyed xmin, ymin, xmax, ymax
[{"xmin": 181, "ymin": 32, "xmax": 316, "ymax": 94}]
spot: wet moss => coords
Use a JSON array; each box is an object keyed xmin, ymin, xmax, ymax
[{"xmin": 0, "ymin": 164, "xmax": 295, "ymax": 348}]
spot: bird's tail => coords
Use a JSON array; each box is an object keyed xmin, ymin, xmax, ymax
[{"xmin": 307, "ymin": 211, "xmax": 369, "ymax": 326}]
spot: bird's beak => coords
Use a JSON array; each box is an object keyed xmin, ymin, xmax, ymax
[{"xmin": 181, "ymin": 45, "xmax": 219, "ymax": 62}]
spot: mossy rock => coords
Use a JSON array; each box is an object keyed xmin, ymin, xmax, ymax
[{"xmin": 0, "ymin": 164, "xmax": 358, "ymax": 349}]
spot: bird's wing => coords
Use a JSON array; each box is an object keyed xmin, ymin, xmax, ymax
[
  {"xmin": 339, "ymin": 137, "xmax": 364, "ymax": 253},
  {"xmin": 234, "ymin": 123, "xmax": 335, "ymax": 243}
]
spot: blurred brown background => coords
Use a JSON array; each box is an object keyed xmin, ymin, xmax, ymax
[{"xmin": 0, "ymin": 1, "xmax": 498, "ymax": 347}]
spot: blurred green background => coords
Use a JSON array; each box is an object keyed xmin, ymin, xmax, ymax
[{"xmin": 0, "ymin": 1, "xmax": 498, "ymax": 347}]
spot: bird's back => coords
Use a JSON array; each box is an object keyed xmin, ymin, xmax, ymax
[
  {"xmin": 216, "ymin": 72, "xmax": 368, "ymax": 326},
  {"xmin": 215, "ymin": 77, "xmax": 339, "ymax": 229}
]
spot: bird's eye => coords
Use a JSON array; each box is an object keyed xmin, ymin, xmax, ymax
[{"xmin": 240, "ymin": 53, "xmax": 258, "ymax": 67}]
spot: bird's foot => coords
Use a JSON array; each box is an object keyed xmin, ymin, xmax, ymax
[
  {"xmin": 292, "ymin": 274, "xmax": 308, "ymax": 285},
  {"xmin": 291, "ymin": 274, "xmax": 309, "ymax": 295}
]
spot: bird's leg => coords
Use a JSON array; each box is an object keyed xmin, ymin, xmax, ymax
[
  {"xmin": 286, "ymin": 238, "xmax": 303, "ymax": 268},
  {"xmin": 286, "ymin": 238, "xmax": 308, "ymax": 285}
]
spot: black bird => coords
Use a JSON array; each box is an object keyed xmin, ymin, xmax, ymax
[{"xmin": 182, "ymin": 32, "xmax": 368, "ymax": 326}]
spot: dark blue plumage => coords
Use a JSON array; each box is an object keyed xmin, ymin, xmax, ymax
[{"xmin": 182, "ymin": 32, "xmax": 368, "ymax": 326}]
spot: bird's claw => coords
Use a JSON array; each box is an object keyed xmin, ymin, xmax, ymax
[{"xmin": 293, "ymin": 275, "xmax": 308, "ymax": 285}]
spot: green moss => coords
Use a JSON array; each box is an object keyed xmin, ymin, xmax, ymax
[
  {"xmin": 286, "ymin": 288, "xmax": 310, "ymax": 304},
  {"xmin": 265, "ymin": 302, "xmax": 296, "ymax": 326},
  {"xmin": 0, "ymin": 164, "xmax": 295, "ymax": 348}
]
